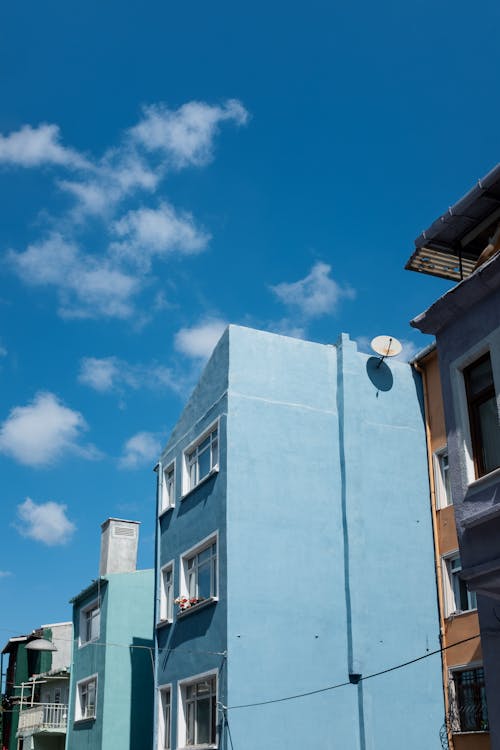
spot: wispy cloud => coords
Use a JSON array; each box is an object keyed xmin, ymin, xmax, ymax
[
  {"xmin": 15, "ymin": 498, "xmax": 76, "ymax": 545},
  {"xmin": 0, "ymin": 392, "xmax": 100, "ymax": 467},
  {"xmin": 271, "ymin": 262, "xmax": 355, "ymax": 319},
  {"xmin": 174, "ymin": 318, "xmax": 228, "ymax": 360},
  {"xmin": 0, "ymin": 570, "xmax": 12, "ymax": 579},
  {"xmin": 0, "ymin": 124, "xmax": 90, "ymax": 169},
  {"xmin": 2, "ymin": 100, "xmax": 248, "ymax": 321},
  {"xmin": 119, "ymin": 431, "xmax": 162, "ymax": 469},
  {"xmin": 7, "ymin": 233, "xmax": 141, "ymax": 319},
  {"xmin": 79, "ymin": 356, "xmax": 179, "ymax": 394},
  {"xmin": 130, "ymin": 99, "xmax": 248, "ymax": 168},
  {"xmin": 111, "ymin": 202, "xmax": 209, "ymax": 270}
]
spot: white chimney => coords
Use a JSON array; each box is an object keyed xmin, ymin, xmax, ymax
[{"xmin": 99, "ymin": 518, "xmax": 140, "ymax": 576}]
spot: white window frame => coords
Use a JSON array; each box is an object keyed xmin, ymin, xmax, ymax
[
  {"xmin": 442, "ymin": 551, "xmax": 477, "ymax": 616},
  {"xmin": 79, "ymin": 600, "xmax": 100, "ymax": 647},
  {"xmin": 161, "ymin": 461, "xmax": 176, "ymax": 515},
  {"xmin": 159, "ymin": 561, "xmax": 174, "ymax": 624},
  {"xmin": 433, "ymin": 446, "xmax": 453, "ymax": 508},
  {"xmin": 75, "ymin": 674, "xmax": 98, "ymax": 722},
  {"xmin": 179, "ymin": 532, "xmax": 219, "ymax": 611},
  {"xmin": 182, "ymin": 420, "xmax": 219, "ymax": 496},
  {"xmin": 449, "ymin": 329, "xmax": 500, "ymax": 488},
  {"xmin": 178, "ymin": 670, "xmax": 218, "ymax": 749},
  {"xmin": 158, "ymin": 683, "xmax": 172, "ymax": 750}
]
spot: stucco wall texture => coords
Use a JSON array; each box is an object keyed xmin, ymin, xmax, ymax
[{"xmin": 156, "ymin": 325, "xmax": 444, "ymax": 750}]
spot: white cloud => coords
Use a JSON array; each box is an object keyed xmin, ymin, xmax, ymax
[
  {"xmin": 0, "ymin": 570, "xmax": 12, "ymax": 578},
  {"xmin": 271, "ymin": 262, "xmax": 355, "ymax": 318},
  {"xmin": 78, "ymin": 356, "xmax": 179, "ymax": 393},
  {"xmin": 174, "ymin": 318, "xmax": 228, "ymax": 359},
  {"xmin": 0, "ymin": 342, "xmax": 6, "ymax": 357},
  {"xmin": 0, "ymin": 124, "xmax": 89, "ymax": 169},
  {"xmin": 131, "ymin": 99, "xmax": 248, "ymax": 168},
  {"xmin": 111, "ymin": 202, "xmax": 209, "ymax": 269},
  {"xmin": 7, "ymin": 234, "xmax": 141, "ymax": 319},
  {"xmin": 15, "ymin": 498, "xmax": 76, "ymax": 545},
  {"xmin": 0, "ymin": 392, "xmax": 96, "ymax": 467},
  {"xmin": 119, "ymin": 431, "xmax": 162, "ymax": 469}
]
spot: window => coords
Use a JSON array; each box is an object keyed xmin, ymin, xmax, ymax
[
  {"xmin": 158, "ymin": 686, "xmax": 171, "ymax": 750},
  {"xmin": 464, "ymin": 353, "xmax": 500, "ymax": 478},
  {"xmin": 159, "ymin": 563, "xmax": 174, "ymax": 623},
  {"xmin": 449, "ymin": 666, "xmax": 489, "ymax": 733},
  {"xmin": 181, "ymin": 537, "xmax": 218, "ymax": 608},
  {"xmin": 161, "ymin": 463, "xmax": 175, "ymax": 513},
  {"xmin": 434, "ymin": 447, "xmax": 452, "ymax": 508},
  {"xmin": 80, "ymin": 601, "xmax": 100, "ymax": 646},
  {"xmin": 443, "ymin": 554, "xmax": 477, "ymax": 615},
  {"xmin": 76, "ymin": 676, "xmax": 97, "ymax": 721},
  {"xmin": 184, "ymin": 424, "xmax": 219, "ymax": 494},
  {"xmin": 179, "ymin": 674, "xmax": 217, "ymax": 747}
]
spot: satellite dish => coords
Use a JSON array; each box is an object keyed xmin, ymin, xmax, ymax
[{"xmin": 370, "ymin": 335, "xmax": 402, "ymax": 367}]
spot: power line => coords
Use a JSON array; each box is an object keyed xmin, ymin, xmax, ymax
[{"xmin": 226, "ymin": 633, "xmax": 481, "ymax": 710}]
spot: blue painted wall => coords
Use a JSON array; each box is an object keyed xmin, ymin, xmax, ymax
[
  {"xmin": 155, "ymin": 325, "xmax": 444, "ymax": 750},
  {"xmin": 66, "ymin": 570, "xmax": 154, "ymax": 750}
]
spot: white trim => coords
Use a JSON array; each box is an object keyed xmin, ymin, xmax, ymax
[
  {"xmin": 182, "ymin": 419, "xmax": 220, "ymax": 497},
  {"xmin": 160, "ymin": 459, "xmax": 176, "ymax": 515},
  {"xmin": 78, "ymin": 599, "xmax": 100, "ymax": 648},
  {"xmin": 75, "ymin": 673, "xmax": 98, "ymax": 722},
  {"xmin": 158, "ymin": 682, "xmax": 172, "ymax": 750},
  {"xmin": 433, "ymin": 445, "xmax": 452, "ymax": 509},
  {"xmin": 179, "ymin": 531, "xmax": 219, "ymax": 610},
  {"xmin": 158, "ymin": 560, "xmax": 175, "ymax": 625},
  {"xmin": 449, "ymin": 328, "xmax": 500, "ymax": 488},
  {"xmin": 177, "ymin": 669, "xmax": 218, "ymax": 750}
]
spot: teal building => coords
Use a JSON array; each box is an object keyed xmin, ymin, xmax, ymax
[{"xmin": 65, "ymin": 519, "xmax": 154, "ymax": 750}]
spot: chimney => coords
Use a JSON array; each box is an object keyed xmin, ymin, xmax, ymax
[{"xmin": 99, "ymin": 518, "xmax": 140, "ymax": 576}]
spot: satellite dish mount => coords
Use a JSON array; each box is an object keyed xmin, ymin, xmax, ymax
[{"xmin": 370, "ymin": 335, "xmax": 402, "ymax": 368}]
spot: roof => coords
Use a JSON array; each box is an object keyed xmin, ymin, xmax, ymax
[
  {"xmin": 411, "ymin": 250, "xmax": 500, "ymax": 335},
  {"xmin": 406, "ymin": 163, "xmax": 500, "ymax": 281},
  {"xmin": 69, "ymin": 577, "xmax": 106, "ymax": 604}
]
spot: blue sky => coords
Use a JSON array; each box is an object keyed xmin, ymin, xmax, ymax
[{"xmin": 1, "ymin": 0, "xmax": 499, "ymax": 639}]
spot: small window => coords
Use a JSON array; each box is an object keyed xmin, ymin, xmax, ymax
[
  {"xmin": 464, "ymin": 353, "xmax": 500, "ymax": 478},
  {"xmin": 161, "ymin": 463, "xmax": 175, "ymax": 513},
  {"xmin": 80, "ymin": 601, "xmax": 100, "ymax": 646},
  {"xmin": 434, "ymin": 448, "xmax": 452, "ymax": 508},
  {"xmin": 159, "ymin": 563, "xmax": 174, "ymax": 623},
  {"xmin": 443, "ymin": 554, "xmax": 477, "ymax": 615},
  {"xmin": 158, "ymin": 686, "xmax": 171, "ymax": 750},
  {"xmin": 179, "ymin": 674, "xmax": 217, "ymax": 747},
  {"xmin": 76, "ymin": 676, "xmax": 97, "ymax": 721},
  {"xmin": 184, "ymin": 425, "xmax": 219, "ymax": 494},
  {"xmin": 449, "ymin": 666, "xmax": 489, "ymax": 733}
]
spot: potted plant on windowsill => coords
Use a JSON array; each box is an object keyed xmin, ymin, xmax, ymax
[{"xmin": 174, "ymin": 596, "xmax": 206, "ymax": 612}]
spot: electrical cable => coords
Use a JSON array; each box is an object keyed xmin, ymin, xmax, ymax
[{"xmin": 226, "ymin": 632, "xmax": 481, "ymax": 710}]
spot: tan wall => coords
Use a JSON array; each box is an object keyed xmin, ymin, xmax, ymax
[{"xmin": 419, "ymin": 349, "xmax": 490, "ymax": 750}]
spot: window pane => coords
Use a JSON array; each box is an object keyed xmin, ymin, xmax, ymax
[
  {"xmin": 467, "ymin": 358, "xmax": 494, "ymax": 397},
  {"xmin": 186, "ymin": 701, "xmax": 195, "ymax": 745},
  {"xmin": 198, "ymin": 447, "xmax": 211, "ymax": 480},
  {"xmin": 196, "ymin": 697, "xmax": 210, "ymax": 745},
  {"xmin": 478, "ymin": 396, "xmax": 500, "ymax": 474},
  {"xmin": 197, "ymin": 561, "xmax": 211, "ymax": 598},
  {"xmin": 211, "ymin": 438, "xmax": 219, "ymax": 467}
]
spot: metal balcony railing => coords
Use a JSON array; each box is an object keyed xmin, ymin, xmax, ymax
[{"xmin": 18, "ymin": 703, "xmax": 68, "ymax": 734}]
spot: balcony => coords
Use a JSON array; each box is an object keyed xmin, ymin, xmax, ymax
[{"xmin": 18, "ymin": 703, "xmax": 68, "ymax": 735}]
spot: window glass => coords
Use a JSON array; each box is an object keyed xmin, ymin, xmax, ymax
[
  {"xmin": 464, "ymin": 354, "xmax": 500, "ymax": 477},
  {"xmin": 451, "ymin": 667, "xmax": 489, "ymax": 732}
]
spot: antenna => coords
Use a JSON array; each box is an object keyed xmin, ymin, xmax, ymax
[{"xmin": 370, "ymin": 335, "xmax": 402, "ymax": 368}]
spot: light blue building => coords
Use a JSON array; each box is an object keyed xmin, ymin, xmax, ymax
[
  {"xmin": 66, "ymin": 519, "xmax": 154, "ymax": 750},
  {"xmin": 154, "ymin": 325, "xmax": 444, "ymax": 750}
]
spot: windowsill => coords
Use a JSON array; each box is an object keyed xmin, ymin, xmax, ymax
[
  {"xmin": 181, "ymin": 466, "xmax": 219, "ymax": 501},
  {"xmin": 158, "ymin": 505, "xmax": 175, "ymax": 519},
  {"xmin": 74, "ymin": 717, "xmax": 96, "ymax": 724},
  {"xmin": 463, "ymin": 502, "xmax": 500, "ymax": 529},
  {"xmin": 452, "ymin": 730, "xmax": 489, "ymax": 735},
  {"xmin": 156, "ymin": 618, "xmax": 173, "ymax": 629},
  {"xmin": 78, "ymin": 638, "xmax": 99, "ymax": 649},
  {"xmin": 177, "ymin": 745, "xmax": 217, "ymax": 750},
  {"xmin": 445, "ymin": 607, "xmax": 478, "ymax": 619},
  {"xmin": 467, "ymin": 465, "xmax": 500, "ymax": 496},
  {"xmin": 177, "ymin": 597, "xmax": 218, "ymax": 618}
]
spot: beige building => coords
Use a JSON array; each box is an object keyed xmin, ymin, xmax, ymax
[{"xmin": 415, "ymin": 345, "xmax": 489, "ymax": 750}]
